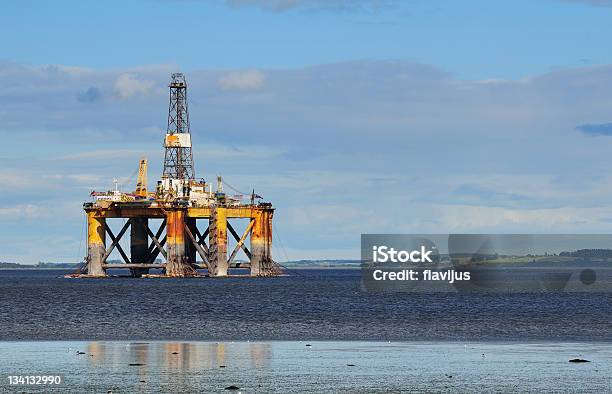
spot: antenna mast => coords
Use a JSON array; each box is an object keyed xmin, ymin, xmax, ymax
[{"xmin": 162, "ymin": 73, "xmax": 195, "ymax": 180}]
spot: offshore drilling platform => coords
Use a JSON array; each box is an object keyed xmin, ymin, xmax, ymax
[{"xmin": 75, "ymin": 73, "xmax": 278, "ymax": 278}]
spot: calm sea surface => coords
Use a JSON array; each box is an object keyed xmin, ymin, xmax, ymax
[{"xmin": 0, "ymin": 269, "xmax": 611, "ymax": 341}]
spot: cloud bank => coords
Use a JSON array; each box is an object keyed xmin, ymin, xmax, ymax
[
  {"xmin": 114, "ymin": 74, "xmax": 157, "ymax": 99},
  {"xmin": 218, "ymin": 70, "xmax": 265, "ymax": 91},
  {"xmin": 2, "ymin": 59, "xmax": 612, "ymax": 262}
]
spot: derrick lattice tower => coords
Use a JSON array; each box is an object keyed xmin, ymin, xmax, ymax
[{"xmin": 162, "ymin": 73, "xmax": 195, "ymax": 180}]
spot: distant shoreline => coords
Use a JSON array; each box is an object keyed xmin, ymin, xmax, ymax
[{"xmin": 0, "ymin": 260, "xmax": 363, "ymax": 270}]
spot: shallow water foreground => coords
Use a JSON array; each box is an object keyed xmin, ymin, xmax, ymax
[{"xmin": 0, "ymin": 341, "xmax": 610, "ymax": 392}]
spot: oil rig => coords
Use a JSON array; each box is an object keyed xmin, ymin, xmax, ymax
[{"xmin": 77, "ymin": 73, "xmax": 277, "ymax": 278}]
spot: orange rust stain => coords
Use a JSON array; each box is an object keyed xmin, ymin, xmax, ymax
[{"xmin": 166, "ymin": 210, "xmax": 185, "ymax": 244}]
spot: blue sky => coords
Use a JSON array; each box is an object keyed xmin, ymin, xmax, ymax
[
  {"xmin": 3, "ymin": 0, "xmax": 612, "ymax": 78},
  {"xmin": 2, "ymin": 0, "xmax": 612, "ymax": 263}
]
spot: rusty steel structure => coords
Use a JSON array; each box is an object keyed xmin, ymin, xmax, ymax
[
  {"xmin": 78, "ymin": 73, "xmax": 277, "ymax": 278},
  {"xmin": 82, "ymin": 205, "xmax": 276, "ymax": 277}
]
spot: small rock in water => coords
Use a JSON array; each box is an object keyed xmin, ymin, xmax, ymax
[
  {"xmin": 225, "ymin": 385, "xmax": 240, "ymax": 390},
  {"xmin": 569, "ymin": 358, "xmax": 590, "ymax": 363}
]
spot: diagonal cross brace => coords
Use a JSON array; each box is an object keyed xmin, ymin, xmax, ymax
[
  {"xmin": 184, "ymin": 223, "xmax": 209, "ymax": 263},
  {"xmin": 145, "ymin": 222, "xmax": 167, "ymax": 260},
  {"xmin": 227, "ymin": 221, "xmax": 252, "ymax": 259},
  {"xmin": 147, "ymin": 236, "xmax": 167, "ymax": 263},
  {"xmin": 194, "ymin": 226, "xmax": 210, "ymax": 257},
  {"xmin": 228, "ymin": 219, "xmax": 254, "ymax": 265},
  {"xmin": 196, "ymin": 226, "xmax": 209, "ymax": 246},
  {"xmin": 102, "ymin": 220, "xmax": 132, "ymax": 264},
  {"xmin": 146, "ymin": 219, "xmax": 166, "ymax": 256}
]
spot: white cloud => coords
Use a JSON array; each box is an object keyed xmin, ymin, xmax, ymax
[
  {"xmin": 0, "ymin": 170, "xmax": 38, "ymax": 189},
  {"xmin": 218, "ymin": 70, "xmax": 265, "ymax": 91},
  {"xmin": 0, "ymin": 204, "xmax": 41, "ymax": 219},
  {"xmin": 42, "ymin": 173, "xmax": 105, "ymax": 184},
  {"xmin": 43, "ymin": 64, "xmax": 94, "ymax": 76},
  {"xmin": 113, "ymin": 73, "xmax": 156, "ymax": 99},
  {"xmin": 197, "ymin": 144, "xmax": 286, "ymax": 160},
  {"xmin": 428, "ymin": 204, "xmax": 612, "ymax": 233},
  {"xmin": 56, "ymin": 149, "xmax": 145, "ymax": 161}
]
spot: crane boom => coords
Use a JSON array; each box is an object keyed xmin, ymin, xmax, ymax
[{"xmin": 135, "ymin": 158, "xmax": 148, "ymax": 197}]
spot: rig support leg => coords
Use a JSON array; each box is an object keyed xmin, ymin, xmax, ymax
[
  {"xmin": 86, "ymin": 211, "xmax": 106, "ymax": 277},
  {"xmin": 250, "ymin": 208, "xmax": 274, "ymax": 277},
  {"xmin": 209, "ymin": 207, "xmax": 228, "ymax": 277},
  {"xmin": 130, "ymin": 217, "xmax": 149, "ymax": 277},
  {"xmin": 185, "ymin": 217, "xmax": 197, "ymax": 265},
  {"xmin": 166, "ymin": 209, "xmax": 192, "ymax": 276}
]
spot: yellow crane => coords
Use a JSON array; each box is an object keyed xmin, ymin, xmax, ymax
[{"xmin": 135, "ymin": 157, "xmax": 148, "ymax": 198}]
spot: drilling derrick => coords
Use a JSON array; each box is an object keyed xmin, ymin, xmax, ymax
[{"xmin": 163, "ymin": 73, "xmax": 195, "ymax": 180}]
